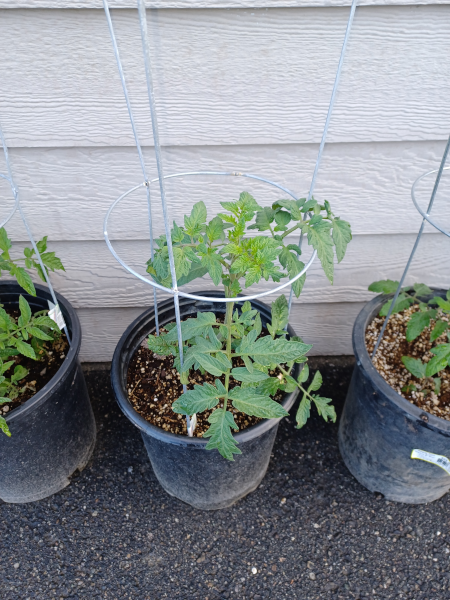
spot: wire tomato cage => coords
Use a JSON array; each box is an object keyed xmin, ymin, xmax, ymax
[
  {"xmin": 0, "ymin": 122, "xmax": 71, "ymax": 345},
  {"xmin": 102, "ymin": 0, "xmax": 358, "ymax": 435},
  {"xmin": 372, "ymin": 135, "xmax": 450, "ymax": 358}
]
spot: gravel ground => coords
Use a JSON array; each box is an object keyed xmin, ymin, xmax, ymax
[{"xmin": 1, "ymin": 357, "xmax": 450, "ymax": 600}]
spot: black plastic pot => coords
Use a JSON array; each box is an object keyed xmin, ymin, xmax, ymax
[
  {"xmin": 0, "ymin": 282, "xmax": 96, "ymax": 503},
  {"xmin": 111, "ymin": 291, "xmax": 300, "ymax": 510},
  {"xmin": 339, "ymin": 290, "xmax": 450, "ymax": 504}
]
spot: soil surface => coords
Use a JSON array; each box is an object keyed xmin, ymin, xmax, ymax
[
  {"xmin": 127, "ymin": 328, "xmax": 285, "ymax": 438},
  {"xmin": 0, "ymin": 308, "xmax": 68, "ymax": 416},
  {"xmin": 366, "ymin": 305, "xmax": 450, "ymax": 420},
  {"xmin": 3, "ymin": 358, "xmax": 450, "ymax": 600}
]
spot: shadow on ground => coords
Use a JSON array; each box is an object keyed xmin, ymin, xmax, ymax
[{"xmin": 1, "ymin": 357, "xmax": 449, "ymax": 600}]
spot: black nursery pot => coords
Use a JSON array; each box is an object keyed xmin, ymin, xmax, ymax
[
  {"xmin": 0, "ymin": 282, "xmax": 96, "ymax": 503},
  {"xmin": 339, "ymin": 290, "xmax": 450, "ymax": 504},
  {"xmin": 111, "ymin": 291, "xmax": 300, "ymax": 510}
]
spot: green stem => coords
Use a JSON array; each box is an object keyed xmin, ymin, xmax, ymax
[
  {"xmin": 223, "ymin": 285, "xmax": 235, "ymax": 414},
  {"xmin": 277, "ymin": 363, "xmax": 313, "ymax": 402}
]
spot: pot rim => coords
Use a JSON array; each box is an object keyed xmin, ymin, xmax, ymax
[
  {"xmin": 111, "ymin": 291, "xmax": 300, "ymax": 447},
  {"xmin": 1, "ymin": 281, "xmax": 81, "ymax": 423},
  {"xmin": 354, "ymin": 288, "xmax": 450, "ymax": 434}
]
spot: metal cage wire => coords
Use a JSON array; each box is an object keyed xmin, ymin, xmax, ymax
[
  {"xmin": 102, "ymin": 0, "xmax": 359, "ymax": 435},
  {"xmin": 0, "ymin": 122, "xmax": 72, "ymax": 345}
]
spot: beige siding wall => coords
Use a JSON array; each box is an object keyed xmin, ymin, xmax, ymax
[{"xmin": 1, "ymin": 4, "xmax": 449, "ymax": 360}]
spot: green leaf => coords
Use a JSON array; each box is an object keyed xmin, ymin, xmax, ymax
[
  {"xmin": 36, "ymin": 236, "xmax": 48, "ymax": 254},
  {"xmin": 177, "ymin": 264, "xmax": 209, "ymax": 287},
  {"xmin": 147, "ymin": 332, "xmax": 176, "ymax": 356},
  {"xmin": 406, "ymin": 311, "xmax": 434, "ymax": 342},
  {"xmin": 165, "ymin": 312, "xmax": 217, "ymax": 342},
  {"xmin": 203, "ymin": 409, "xmax": 241, "ymax": 461},
  {"xmin": 312, "ymin": 396, "xmax": 336, "ymax": 423},
  {"xmin": 231, "ymin": 367, "xmax": 269, "ymax": 383},
  {"xmin": 272, "ymin": 199, "xmax": 302, "ymax": 221},
  {"xmin": 196, "ymin": 352, "xmax": 232, "ymax": 377},
  {"xmin": 15, "ymin": 339, "xmax": 36, "ymax": 360},
  {"xmin": 434, "ymin": 297, "xmax": 450, "ymax": 312},
  {"xmin": 298, "ymin": 364, "xmax": 309, "ymax": 384},
  {"xmin": 0, "ymin": 227, "xmax": 12, "ymax": 253},
  {"xmin": 287, "ymin": 257, "xmax": 306, "ymax": 298},
  {"xmin": 19, "ymin": 295, "xmax": 32, "ymax": 325},
  {"xmin": 205, "ymin": 216, "xmax": 224, "ymax": 242},
  {"xmin": 229, "ymin": 387, "xmax": 289, "ymax": 419},
  {"xmin": 254, "ymin": 377, "xmax": 281, "ymax": 396},
  {"xmin": 41, "ymin": 252, "xmax": 65, "ymax": 272},
  {"xmin": 274, "ymin": 210, "xmax": 291, "ymax": 229},
  {"xmin": 12, "ymin": 267, "xmax": 36, "ymax": 296},
  {"xmin": 172, "ymin": 381, "xmax": 223, "ymax": 415},
  {"xmin": 33, "ymin": 315, "xmax": 60, "ymax": 331},
  {"xmin": 332, "ymin": 218, "xmax": 352, "ymax": 263},
  {"xmin": 201, "ymin": 253, "xmax": 223, "ymax": 286},
  {"xmin": 401, "ymin": 356, "xmax": 426, "ymax": 379},
  {"xmin": 379, "ymin": 293, "xmax": 414, "ymax": 317},
  {"xmin": 307, "ymin": 221, "xmax": 334, "ymax": 283},
  {"xmin": 368, "ymin": 280, "xmax": 400, "ymax": 294},
  {"xmin": 184, "ymin": 201, "xmax": 207, "ymax": 236},
  {"xmin": 308, "ymin": 370, "xmax": 323, "ymax": 392},
  {"xmin": 413, "ymin": 283, "xmax": 433, "ymax": 297},
  {"xmin": 28, "ymin": 326, "xmax": 54, "ymax": 341},
  {"xmin": 11, "ymin": 364, "xmax": 28, "ymax": 383},
  {"xmin": 425, "ymin": 353, "xmax": 450, "ymax": 378},
  {"xmin": 270, "ymin": 295, "xmax": 289, "ymax": 335},
  {"xmin": 0, "ymin": 397, "xmax": 12, "ymax": 405},
  {"xmin": 296, "ymin": 395, "xmax": 311, "ymax": 429},
  {"xmin": 0, "ymin": 416, "xmax": 11, "ymax": 437},
  {"xmin": 431, "ymin": 320, "xmax": 449, "ymax": 342},
  {"xmin": 249, "ymin": 207, "xmax": 274, "ymax": 232},
  {"xmin": 238, "ymin": 335, "xmax": 312, "ymax": 366}
]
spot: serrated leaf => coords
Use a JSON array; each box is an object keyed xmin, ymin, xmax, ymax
[
  {"xmin": 41, "ymin": 252, "xmax": 65, "ymax": 272},
  {"xmin": 12, "ymin": 267, "xmax": 36, "ymax": 296},
  {"xmin": 368, "ymin": 280, "xmax": 400, "ymax": 295},
  {"xmin": 250, "ymin": 207, "xmax": 274, "ymax": 232},
  {"xmin": 15, "ymin": 339, "xmax": 36, "ymax": 359},
  {"xmin": 147, "ymin": 332, "xmax": 176, "ymax": 356},
  {"xmin": 201, "ymin": 253, "xmax": 223, "ymax": 286},
  {"xmin": 312, "ymin": 396, "xmax": 336, "ymax": 423},
  {"xmin": 296, "ymin": 395, "xmax": 311, "ymax": 429},
  {"xmin": 379, "ymin": 293, "xmax": 413, "ymax": 317},
  {"xmin": 238, "ymin": 335, "xmax": 312, "ymax": 366},
  {"xmin": 203, "ymin": 409, "xmax": 241, "ymax": 461},
  {"xmin": 307, "ymin": 221, "xmax": 334, "ymax": 283},
  {"xmin": 0, "ymin": 397, "xmax": 12, "ymax": 405},
  {"xmin": 28, "ymin": 326, "xmax": 54, "ymax": 341},
  {"xmin": 0, "ymin": 416, "xmax": 11, "ymax": 437},
  {"xmin": 431, "ymin": 320, "xmax": 449, "ymax": 342},
  {"xmin": 426, "ymin": 356, "xmax": 449, "ymax": 378},
  {"xmin": 231, "ymin": 367, "xmax": 269, "ymax": 383},
  {"xmin": 272, "ymin": 199, "xmax": 302, "ymax": 220},
  {"xmin": 33, "ymin": 315, "xmax": 60, "ymax": 331},
  {"xmin": 271, "ymin": 295, "xmax": 289, "ymax": 335},
  {"xmin": 434, "ymin": 297, "xmax": 450, "ymax": 312},
  {"xmin": 413, "ymin": 283, "xmax": 433, "ymax": 297},
  {"xmin": 254, "ymin": 377, "xmax": 281, "ymax": 396},
  {"xmin": 287, "ymin": 257, "xmax": 306, "ymax": 298},
  {"xmin": 308, "ymin": 370, "xmax": 323, "ymax": 392},
  {"xmin": 172, "ymin": 382, "xmax": 223, "ymax": 415},
  {"xmin": 332, "ymin": 218, "xmax": 352, "ymax": 263},
  {"xmin": 166, "ymin": 312, "xmax": 217, "ymax": 342},
  {"xmin": 177, "ymin": 264, "xmax": 209, "ymax": 287},
  {"xmin": 19, "ymin": 295, "xmax": 32, "ymax": 325},
  {"xmin": 405, "ymin": 311, "xmax": 434, "ymax": 342},
  {"xmin": 298, "ymin": 363, "xmax": 309, "ymax": 384},
  {"xmin": 274, "ymin": 210, "xmax": 291, "ymax": 228},
  {"xmin": 36, "ymin": 236, "xmax": 48, "ymax": 254},
  {"xmin": 0, "ymin": 228, "xmax": 12, "ymax": 253},
  {"xmin": 401, "ymin": 356, "xmax": 426, "ymax": 379},
  {"xmin": 205, "ymin": 216, "xmax": 224, "ymax": 242},
  {"xmin": 11, "ymin": 364, "xmax": 28, "ymax": 383},
  {"xmin": 229, "ymin": 387, "xmax": 288, "ymax": 419}
]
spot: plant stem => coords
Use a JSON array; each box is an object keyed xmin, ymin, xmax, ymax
[
  {"xmin": 277, "ymin": 363, "xmax": 313, "ymax": 401},
  {"xmin": 223, "ymin": 286, "xmax": 234, "ymax": 414}
]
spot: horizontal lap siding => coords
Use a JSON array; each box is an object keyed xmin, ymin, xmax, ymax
[{"xmin": 1, "ymin": 5, "xmax": 448, "ymax": 359}]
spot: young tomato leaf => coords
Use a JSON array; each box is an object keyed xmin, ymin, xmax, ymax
[
  {"xmin": 308, "ymin": 370, "xmax": 323, "ymax": 391},
  {"xmin": 11, "ymin": 267, "xmax": 36, "ymax": 296},
  {"xmin": 228, "ymin": 387, "xmax": 288, "ymax": 419},
  {"xmin": 203, "ymin": 410, "xmax": 241, "ymax": 461},
  {"xmin": 165, "ymin": 312, "xmax": 217, "ymax": 342},
  {"xmin": 0, "ymin": 416, "xmax": 11, "ymax": 437},
  {"xmin": 19, "ymin": 295, "xmax": 32, "ymax": 325},
  {"xmin": 368, "ymin": 280, "xmax": 400, "ymax": 295},
  {"xmin": 231, "ymin": 368, "xmax": 269, "ymax": 383},
  {"xmin": 405, "ymin": 311, "xmax": 435, "ymax": 342},
  {"xmin": 238, "ymin": 335, "xmax": 312, "ymax": 366},
  {"xmin": 332, "ymin": 218, "xmax": 352, "ymax": 263},
  {"xmin": 172, "ymin": 382, "xmax": 223, "ymax": 415},
  {"xmin": 296, "ymin": 395, "xmax": 311, "ymax": 429},
  {"xmin": 401, "ymin": 356, "xmax": 426, "ymax": 379},
  {"xmin": 307, "ymin": 221, "xmax": 334, "ymax": 283},
  {"xmin": 312, "ymin": 396, "xmax": 336, "ymax": 423},
  {"xmin": 270, "ymin": 295, "xmax": 289, "ymax": 334},
  {"xmin": 431, "ymin": 320, "xmax": 448, "ymax": 342},
  {"xmin": 14, "ymin": 339, "xmax": 36, "ymax": 360}
]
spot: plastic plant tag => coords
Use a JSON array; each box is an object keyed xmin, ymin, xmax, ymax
[
  {"xmin": 411, "ymin": 449, "xmax": 450, "ymax": 475},
  {"xmin": 48, "ymin": 301, "xmax": 66, "ymax": 330},
  {"xmin": 187, "ymin": 413, "xmax": 197, "ymax": 437}
]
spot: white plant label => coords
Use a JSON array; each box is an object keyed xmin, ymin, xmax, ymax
[
  {"xmin": 188, "ymin": 413, "xmax": 197, "ymax": 437},
  {"xmin": 48, "ymin": 301, "xmax": 66, "ymax": 330},
  {"xmin": 411, "ymin": 449, "xmax": 450, "ymax": 476}
]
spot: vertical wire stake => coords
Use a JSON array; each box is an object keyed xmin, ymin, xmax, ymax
[
  {"xmin": 103, "ymin": 0, "xmax": 159, "ymax": 334},
  {"xmin": 137, "ymin": 0, "xmax": 196, "ymax": 434},
  {"xmin": 371, "ymin": 133, "xmax": 450, "ymax": 359},
  {"xmin": 0, "ymin": 121, "xmax": 71, "ymax": 345},
  {"xmin": 287, "ymin": 0, "xmax": 358, "ymax": 320}
]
